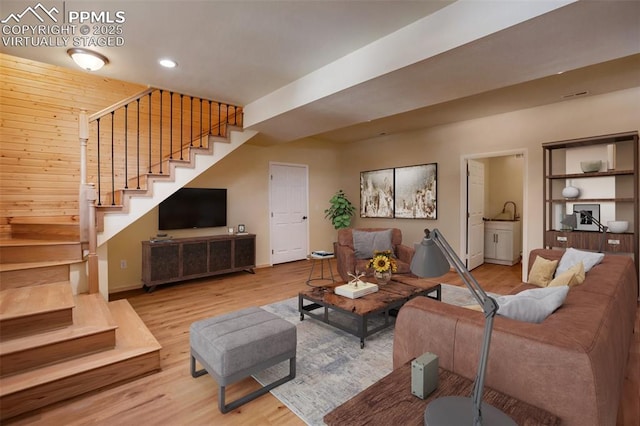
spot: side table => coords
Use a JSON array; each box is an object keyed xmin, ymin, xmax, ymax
[
  {"xmin": 324, "ymin": 362, "xmax": 559, "ymax": 425},
  {"xmin": 306, "ymin": 253, "xmax": 335, "ymax": 285}
]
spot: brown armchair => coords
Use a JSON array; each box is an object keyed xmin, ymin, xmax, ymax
[{"xmin": 335, "ymin": 228, "xmax": 415, "ymax": 282}]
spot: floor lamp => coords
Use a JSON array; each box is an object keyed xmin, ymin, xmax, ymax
[
  {"xmin": 410, "ymin": 228, "xmax": 515, "ymax": 426},
  {"xmin": 560, "ymin": 210, "xmax": 608, "ymax": 252}
]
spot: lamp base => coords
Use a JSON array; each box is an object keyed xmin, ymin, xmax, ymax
[{"xmin": 424, "ymin": 396, "xmax": 516, "ymax": 426}]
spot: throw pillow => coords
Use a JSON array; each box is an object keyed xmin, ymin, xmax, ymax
[
  {"xmin": 555, "ymin": 248, "xmax": 604, "ymax": 276},
  {"xmin": 527, "ymin": 256, "xmax": 558, "ymax": 287},
  {"xmin": 548, "ymin": 261, "xmax": 585, "ymax": 287},
  {"xmin": 496, "ymin": 286, "xmax": 569, "ymax": 323},
  {"xmin": 353, "ymin": 229, "xmax": 393, "ymax": 259}
]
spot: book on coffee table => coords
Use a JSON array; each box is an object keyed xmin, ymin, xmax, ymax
[{"xmin": 335, "ymin": 282, "xmax": 379, "ymax": 299}]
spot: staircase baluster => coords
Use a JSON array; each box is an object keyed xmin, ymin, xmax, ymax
[
  {"xmin": 136, "ymin": 98, "xmax": 141, "ymax": 189},
  {"xmin": 96, "ymin": 118, "xmax": 102, "ymax": 205},
  {"xmin": 180, "ymin": 94, "xmax": 184, "ymax": 160},
  {"xmin": 190, "ymin": 96, "xmax": 194, "ymax": 147},
  {"xmin": 148, "ymin": 92, "xmax": 152, "ymax": 174},
  {"xmin": 124, "ymin": 104, "xmax": 128, "ymax": 189},
  {"xmin": 208, "ymin": 100, "xmax": 212, "ymax": 137},
  {"xmin": 159, "ymin": 90, "xmax": 163, "ymax": 174},
  {"xmin": 199, "ymin": 98, "xmax": 203, "ymax": 147},
  {"xmin": 217, "ymin": 102, "xmax": 221, "ymax": 136},
  {"xmin": 169, "ymin": 92, "xmax": 173, "ymax": 159},
  {"xmin": 110, "ymin": 111, "xmax": 115, "ymax": 205}
]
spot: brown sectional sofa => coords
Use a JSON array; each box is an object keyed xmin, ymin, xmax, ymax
[{"xmin": 393, "ymin": 248, "xmax": 638, "ymax": 426}]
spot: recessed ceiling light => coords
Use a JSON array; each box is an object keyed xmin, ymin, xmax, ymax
[{"xmin": 159, "ymin": 58, "xmax": 177, "ymax": 68}]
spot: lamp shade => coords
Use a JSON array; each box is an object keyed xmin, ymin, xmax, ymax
[
  {"xmin": 67, "ymin": 48, "xmax": 108, "ymax": 71},
  {"xmin": 410, "ymin": 232, "xmax": 450, "ymax": 278}
]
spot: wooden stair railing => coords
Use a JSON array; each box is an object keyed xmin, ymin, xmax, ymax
[{"xmin": 78, "ymin": 89, "xmax": 244, "ymax": 296}]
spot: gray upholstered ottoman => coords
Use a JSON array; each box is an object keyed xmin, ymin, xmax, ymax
[{"xmin": 189, "ymin": 307, "xmax": 296, "ymax": 413}]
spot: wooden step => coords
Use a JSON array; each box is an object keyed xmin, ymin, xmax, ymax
[
  {"xmin": 10, "ymin": 223, "xmax": 80, "ymax": 241},
  {"xmin": 0, "ymin": 282, "xmax": 74, "ymax": 340},
  {"xmin": 0, "ymin": 261, "xmax": 74, "ymax": 290},
  {"xmin": 0, "ymin": 293, "xmax": 117, "ymax": 376},
  {"xmin": 0, "ymin": 239, "xmax": 82, "ymax": 264},
  {"xmin": 0, "ymin": 299, "xmax": 161, "ymax": 421}
]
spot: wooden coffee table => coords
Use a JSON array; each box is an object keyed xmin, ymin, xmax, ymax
[
  {"xmin": 324, "ymin": 362, "xmax": 560, "ymax": 425},
  {"xmin": 298, "ymin": 278, "xmax": 440, "ymax": 348}
]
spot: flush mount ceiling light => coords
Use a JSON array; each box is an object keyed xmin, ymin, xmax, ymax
[
  {"xmin": 159, "ymin": 58, "xmax": 177, "ymax": 68},
  {"xmin": 67, "ymin": 48, "xmax": 109, "ymax": 71}
]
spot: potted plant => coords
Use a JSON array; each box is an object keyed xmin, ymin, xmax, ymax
[{"xmin": 324, "ymin": 189, "xmax": 355, "ymax": 230}]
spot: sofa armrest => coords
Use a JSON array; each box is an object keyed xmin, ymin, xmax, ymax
[
  {"xmin": 395, "ymin": 244, "xmax": 415, "ymax": 265},
  {"xmin": 393, "ymin": 296, "xmax": 465, "ymax": 370}
]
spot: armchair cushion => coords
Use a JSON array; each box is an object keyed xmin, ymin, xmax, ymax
[{"xmin": 353, "ymin": 229, "xmax": 393, "ymax": 259}]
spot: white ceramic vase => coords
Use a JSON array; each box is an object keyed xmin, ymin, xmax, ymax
[{"xmin": 562, "ymin": 186, "xmax": 580, "ymax": 199}]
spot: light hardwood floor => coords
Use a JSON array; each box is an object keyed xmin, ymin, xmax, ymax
[{"xmin": 6, "ymin": 261, "xmax": 639, "ymax": 425}]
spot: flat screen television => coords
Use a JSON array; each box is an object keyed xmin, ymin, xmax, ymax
[{"xmin": 158, "ymin": 188, "xmax": 227, "ymax": 230}]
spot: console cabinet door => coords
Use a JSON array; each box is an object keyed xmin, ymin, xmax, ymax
[
  {"xmin": 235, "ymin": 236, "xmax": 256, "ymax": 269},
  {"xmin": 182, "ymin": 242, "xmax": 208, "ymax": 277},
  {"xmin": 209, "ymin": 240, "xmax": 233, "ymax": 272},
  {"xmin": 145, "ymin": 243, "xmax": 180, "ymax": 284}
]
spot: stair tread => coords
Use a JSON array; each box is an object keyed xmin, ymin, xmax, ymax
[
  {"xmin": 0, "ymin": 238, "xmax": 81, "ymax": 247},
  {"xmin": 0, "ymin": 299, "xmax": 161, "ymax": 396},
  {"xmin": 0, "ymin": 282, "xmax": 74, "ymax": 320},
  {"xmin": 0, "ymin": 294, "xmax": 117, "ymax": 355},
  {"xmin": 0, "ymin": 260, "xmax": 83, "ymax": 273}
]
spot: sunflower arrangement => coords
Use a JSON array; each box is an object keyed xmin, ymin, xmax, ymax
[{"xmin": 367, "ymin": 250, "xmax": 398, "ymax": 273}]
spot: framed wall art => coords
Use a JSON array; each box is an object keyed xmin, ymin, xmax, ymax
[
  {"xmin": 573, "ymin": 203, "xmax": 600, "ymax": 232},
  {"xmin": 394, "ymin": 163, "xmax": 437, "ymax": 219},
  {"xmin": 360, "ymin": 168, "xmax": 394, "ymax": 218}
]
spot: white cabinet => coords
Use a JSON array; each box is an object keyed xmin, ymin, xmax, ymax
[{"xmin": 484, "ymin": 221, "xmax": 521, "ymax": 265}]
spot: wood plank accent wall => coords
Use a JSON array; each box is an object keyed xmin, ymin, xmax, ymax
[{"xmin": 0, "ymin": 53, "xmax": 147, "ymax": 231}]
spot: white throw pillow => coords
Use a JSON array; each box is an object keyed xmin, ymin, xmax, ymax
[
  {"xmin": 496, "ymin": 286, "xmax": 569, "ymax": 323},
  {"xmin": 555, "ymin": 248, "xmax": 604, "ymax": 276}
]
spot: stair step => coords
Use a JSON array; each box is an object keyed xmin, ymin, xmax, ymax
[
  {"xmin": 0, "ymin": 239, "xmax": 82, "ymax": 264},
  {"xmin": 0, "ymin": 282, "xmax": 74, "ymax": 340},
  {"xmin": 0, "ymin": 299, "xmax": 161, "ymax": 421},
  {"xmin": 0, "ymin": 261, "xmax": 76, "ymax": 290},
  {"xmin": 10, "ymin": 223, "xmax": 80, "ymax": 241},
  {"xmin": 0, "ymin": 293, "xmax": 117, "ymax": 376}
]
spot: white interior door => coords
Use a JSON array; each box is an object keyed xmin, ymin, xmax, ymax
[
  {"xmin": 270, "ymin": 163, "xmax": 309, "ymax": 264},
  {"xmin": 467, "ymin": 159, "xmax": 485, "ymax": 270}
]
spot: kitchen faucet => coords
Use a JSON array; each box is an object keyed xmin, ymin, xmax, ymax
[{"xmin": 502, "ymin": 201, "xmax": 519, "ymax": 220}]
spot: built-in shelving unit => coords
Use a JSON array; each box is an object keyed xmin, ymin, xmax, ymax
[{"xmin": 542, "ymin": 131, "xmax": 639, "ymax": 277}]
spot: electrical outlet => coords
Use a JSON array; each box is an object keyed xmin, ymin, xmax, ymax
[
  {"xmin": 607, "ymin": 239, "xmax": 620, "ymax": 245},
  {"xmin": 556, "ymin": 236, "xmax": 567, "ymax": 242},
  {"xmin": 120, "ymin": 259, "xmax": 127, "ymax": 269}
]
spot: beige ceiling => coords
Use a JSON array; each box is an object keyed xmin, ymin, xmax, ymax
[{"xmin": 1, "ymin": 0, "xmax": 639, "ymax": 144}]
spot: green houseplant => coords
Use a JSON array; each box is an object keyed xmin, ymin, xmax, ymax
[{"xmin": 324, "ymin": 189, "xmax": 355, "ymax": 229}]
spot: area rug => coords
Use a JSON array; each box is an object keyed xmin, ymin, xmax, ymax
[{"xmin": 254, "ymin": 283, "xmax": 483, "ymax": 425}]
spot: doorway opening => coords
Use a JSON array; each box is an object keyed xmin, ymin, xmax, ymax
[{"xmin": 460, "ymin": 150, "xmax": 528, "ymax": 282}]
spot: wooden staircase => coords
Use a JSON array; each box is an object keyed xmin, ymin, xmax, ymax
[{"xmin": 0, "ymin": 225, "xmax": 161, "ymax": 422}]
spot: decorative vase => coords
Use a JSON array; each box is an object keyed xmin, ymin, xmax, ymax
[
  {"xmin": 561, "ymin": 185, "xmax": 580, "ymax": 199},
  {"xmin": 374, "ymin": 271, "xmax": 391, "ymax": 285}
]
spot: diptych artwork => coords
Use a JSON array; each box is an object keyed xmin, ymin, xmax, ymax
[{"xmin": 359, "ymin": 163, "xmax": 437, "ymax": 219}]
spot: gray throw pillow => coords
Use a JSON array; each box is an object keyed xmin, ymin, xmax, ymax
[{"xmin": 353, "ymin": 229, "xmax": 393, "ymax": 259}]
